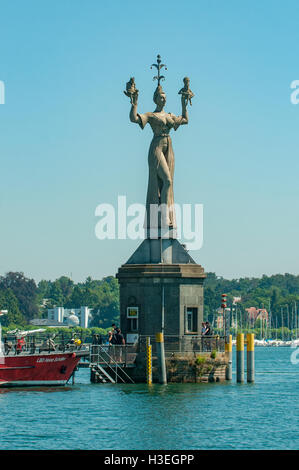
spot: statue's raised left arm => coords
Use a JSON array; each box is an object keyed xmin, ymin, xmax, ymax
[{"xmin": 180, "ymin": 94, "xmax": 189, "ymax": 125}]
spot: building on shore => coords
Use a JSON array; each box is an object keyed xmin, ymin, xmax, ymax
[
  {"xmin": 30, "ymin": 306, "xmax": 91, "ymax": 328},
  {"xmin": 246, "ymin": 307, "xmax": 269, "ymax": 327}
]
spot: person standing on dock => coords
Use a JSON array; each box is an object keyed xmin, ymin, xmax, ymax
[
  {"xmin": 204, "ymin": 322, "xmax": 211, "ymax": 335},
  {"xmin": 115, "ymin": 328, "xmax": 125, "ymax": 345},
  {"xmin": 201, "ymin": 323, "xmax": 206, "ymax": 351},
  {"xmin": 109, "ymin": 324, "xmax": 117, "ymax": 345},
  {"xmin": 108, "ymin": 331, "xmax": 115, "ymax": 345},
  {"xmin": 203, "ymin": 322, "xmax": 212, "ymax": 351},
  {"xmin": 114, "ymin": 328, "xmax": 125, "ymax": 362}
]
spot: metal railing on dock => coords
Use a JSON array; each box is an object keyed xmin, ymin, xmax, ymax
[
  {"xmin": 139, "ymin": 335, "xmax": 225, "ymax": 355},
  {"xmin": 90, "ymin": 344, "xmax": 138, "ymax": 367},
  {"xmin": 90, "ymin": 344, "xmax": 135, "ymax": 383}
]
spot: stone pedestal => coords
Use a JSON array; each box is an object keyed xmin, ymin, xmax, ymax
[{"xmin": 116, "ymin": 239, "xmax": 206, "ymax": 340}]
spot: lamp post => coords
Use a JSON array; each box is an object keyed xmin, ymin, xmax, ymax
[{"xmin": 221, "ymin": 294, "xmax": 227, "ymax": 340}]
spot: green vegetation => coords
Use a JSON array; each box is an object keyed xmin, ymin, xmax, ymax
[
  {"xmin": 210, "ymin": 350, "xmax": 217, "ymax": 359},
  {"xmin": 1, "ymin": 271, "xmax": 299, "ymax": 333},
  {"xmin": 205, "ymin": 272, "xmax": 299, "ymax": 330},
  {"xmin": 195, "ymin": 355, "xmax": 206, "ymax": 365},
  {"xmin": 0, "ymin": 272, "xmax": 119, "ymax": 329}
]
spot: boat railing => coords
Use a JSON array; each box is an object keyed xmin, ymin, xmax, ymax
[{"xmin": 2, "ymin": 332, "xmax": 88, "ymax": 356}]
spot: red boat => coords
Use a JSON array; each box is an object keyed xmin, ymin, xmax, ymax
[{"xmin": 0, "ymin": 328, "xmax": 88, "ymax": 387}]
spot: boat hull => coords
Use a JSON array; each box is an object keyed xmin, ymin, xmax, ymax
[{"xmin": 0, "ymin": 352, "xmax": 81, "ymax": 387}]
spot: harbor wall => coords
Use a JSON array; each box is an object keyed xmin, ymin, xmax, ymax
[{"xmin": 102, "ymin": 352, "xmax": 229, "ymax": 384}]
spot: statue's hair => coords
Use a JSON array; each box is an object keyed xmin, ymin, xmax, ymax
[{"xmin": 153, "ymin": 85, "xmax": 165, "ymax": 104}]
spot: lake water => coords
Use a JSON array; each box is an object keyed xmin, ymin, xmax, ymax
[{"xmin": 0, "ymin": 347, "xmax": 298, "ymax": 450}]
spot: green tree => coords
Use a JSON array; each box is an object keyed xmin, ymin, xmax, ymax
[
  {"xmin": 0, "ymin": 288, "xmax": 25, "ymax": 326},
  {"xmin": 47, "ymin": 282, "xmax": 64, "ymax": 307},
  {"xmin": 0, "ymin": 272, "xmax": 38, "ymax": 321},
  {"xmin": 90, "ymin": 277, "xmax": 120, "ymax": 328}
]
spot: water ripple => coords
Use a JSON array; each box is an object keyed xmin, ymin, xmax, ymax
[{"xmin": 0, "ymin": 348, "xmax": 298, "ymax": 449}]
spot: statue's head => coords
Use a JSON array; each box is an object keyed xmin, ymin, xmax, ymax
[{"xmin": 153, "ymin": 85, "xmax": 166, "ymax": 107}]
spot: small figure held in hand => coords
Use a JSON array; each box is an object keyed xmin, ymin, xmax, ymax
[
  {"xmin": 178, "ymin": 77, "xmax": 195, "ymax": 106},
  {"xmin": 124, "ymin": 77, "xmax": 139, "ymax": 105}
]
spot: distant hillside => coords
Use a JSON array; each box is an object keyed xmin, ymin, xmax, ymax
[
  {"xmin": 204, "ymin": 272, "xmax": 299, "ymax": 327},
  {"xmin": 0, "ymin": 271, "xmax": 298, "ymax": 329}
]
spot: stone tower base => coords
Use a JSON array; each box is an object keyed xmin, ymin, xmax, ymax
[{"xmin": 116, "ymin": 263, "xmax": 205, "ymax": 339}]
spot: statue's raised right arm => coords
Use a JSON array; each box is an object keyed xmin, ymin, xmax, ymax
[{"xmin": 129, "ymin": 91, "xmax": 140, "ymax": 125}]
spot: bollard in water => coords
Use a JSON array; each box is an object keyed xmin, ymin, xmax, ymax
[
  {"xmin": 155, "ymin": 332, "xmax": 167, "ymax": 384},
  {"xmin": 146, "ymin": 336, "xmax": 152, "ymax": 385},
  {"xmin": 225, "ymin": 334, "xmax": 232, "ymax": 380},
  {"xmin": 247, "ymin": 333, "xmax": 255, "ymax": 383},
  {"xmin": 236, "ymin": 333, "xmax": 244, "ymax": 383}
]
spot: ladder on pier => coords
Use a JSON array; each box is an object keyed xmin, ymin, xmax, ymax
[
  {"xmin": 90, "ymin": 345, "xmax": 135, "ymax": 384},
  {"xmin": 91, "ymin": 364, "xmax": 116, "ymax": 384}
]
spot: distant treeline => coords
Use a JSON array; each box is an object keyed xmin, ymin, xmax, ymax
[
  {"xmin": 0, "ymin": 272, "xmax": 119, "ymax": 329},
  {"xmin": 204, "ymin": 272, "xmax": 299, "ymax": 328},
  {"xmin": 0, "ymin": 271, "xmax": 299, "ymax": 329}
]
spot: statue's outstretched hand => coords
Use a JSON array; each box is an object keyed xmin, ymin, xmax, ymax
[{"xmin": 181, "ymin": 94, "xmax": 188, "ymax": 108}]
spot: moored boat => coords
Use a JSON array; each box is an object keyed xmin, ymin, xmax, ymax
[{"xmin": 0, "ymin": 327, "xmax": 89, "ymax": 387}]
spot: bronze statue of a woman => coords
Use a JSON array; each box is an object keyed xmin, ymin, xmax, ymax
[{"xmin": 125, "ymin": 55, "xmax": 192, "ymax": 234}]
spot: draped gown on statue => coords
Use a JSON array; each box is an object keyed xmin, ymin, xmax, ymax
[{"xmin": 138, "ymin": 111, "xmax": 185, "ymax": 230}]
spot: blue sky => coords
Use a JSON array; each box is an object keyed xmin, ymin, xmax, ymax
[{"xmin": 0, "ymin": 0, "xmax": 299, "ymax": 282}]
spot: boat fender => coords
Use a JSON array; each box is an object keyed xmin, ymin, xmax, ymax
[
  {"xmin": 72, "ymin": 353, "xmax": 76, "ymax": 358},
  {"xmin": 60, "ymin": 365, "xmax": 67, "ymax": 374}
]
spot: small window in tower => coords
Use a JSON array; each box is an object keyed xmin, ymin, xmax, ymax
[{"xmin": 185, "ymin": 307, "xmax": 198, "ymax": 333}]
